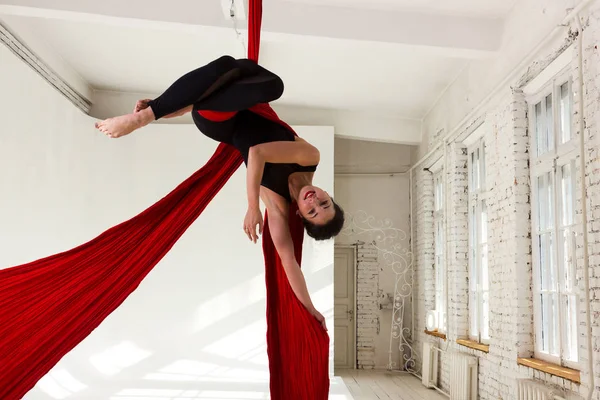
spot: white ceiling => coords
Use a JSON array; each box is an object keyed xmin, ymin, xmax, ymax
[
  {"xmin": 0, "ymin": 0, "xmax": 516, "ymax": 119},
  {"xmin": 283, "ymin": 0, "xmax": 518, "ymax": 17}
]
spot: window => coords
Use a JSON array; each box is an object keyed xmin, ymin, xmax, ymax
[
  {"xmin": 529, "ymin": 71, "xmax": 578, "ymax": 368},
  {"xmin": 433, "ymin": 170, "xmax": 446, "ymax": 333},
  {"xmin": 468, "ymin": 139, "xmax": 489, "ymax": 344}
]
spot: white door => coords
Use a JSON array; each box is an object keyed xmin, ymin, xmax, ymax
[{"xmin": 334, "ymin": 247, "xmax": 356, "ymax": 370}]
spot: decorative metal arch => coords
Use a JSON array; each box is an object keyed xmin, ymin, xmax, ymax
[{"xmin": 340, "ymin": 211, "xmax": 416, "ymax": 372}]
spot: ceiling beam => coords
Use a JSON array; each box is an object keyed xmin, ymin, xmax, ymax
[
  {"xmin": 272, "ymin": 105, "xmax": 422, "ymax": 145},
  {"xmin": 0, "ymin": 1, "xmax": 503, "ymax": 57},
  {"xmin": 0, "ymin": 14, "xmax": 93, "ymax": 102}
]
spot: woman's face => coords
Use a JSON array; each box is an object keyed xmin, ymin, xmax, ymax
[{"xmin": 297, "ymin": 186, "xmax": 335, "ymax": 225}]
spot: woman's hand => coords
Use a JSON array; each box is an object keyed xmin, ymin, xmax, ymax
[
  {"xmin": 133, "ymin": 99, "xmax": 152, "ymax": 113},
  {"xmin": 243, "ymin": 206, "xmax": 263, "ymax": 243},
  {"xmin": 310, "ymin": 308, "xmax": 327, "ymax": 331}
]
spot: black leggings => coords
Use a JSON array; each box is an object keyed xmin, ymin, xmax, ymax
[{"xmin": 147, "ymin": 56, "xmax": 284, "ymax": 120}]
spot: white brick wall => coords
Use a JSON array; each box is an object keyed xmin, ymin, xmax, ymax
[
  {"xmin": 577, "ymin": 7, "xmax": 600, "ymax": 397},
  {"xmin": 412, "ymin": 163, "xmax": 439, "ymax": 374},
  {"xmin": 412, "ymin": 6, "xmax": 600, "ymax": 399},
  {"xmin": 446, "ymin": 143, "xmax": 469, "ymax": 344},
  {"xmin": 438, "ymin": 142, "xmax": 470, "ymax": 392},
  {"xmin": 484, "ymin": 88, "xmax": 534, "ymax": 398},
  {"xmin": 356, "ymin": 242, "xmax": 379, "ymax": 369}
]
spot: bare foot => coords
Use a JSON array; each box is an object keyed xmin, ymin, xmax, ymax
[{"xmin": 95, "ymin": 107, "xmax": 154, "ymax": 138}]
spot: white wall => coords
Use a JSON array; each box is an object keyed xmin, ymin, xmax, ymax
[{"xmin": 0, "ymin": 43, "xmax": 340, "ymax": 399}]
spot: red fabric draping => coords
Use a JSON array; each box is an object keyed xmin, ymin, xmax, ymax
[
  {"xmin": 197, "ymin": 110, "xmax": 238, "ymax": 121},
  {"xmin": 0, "ymin": 0, "xmax": 329, "ymax": 399},
  {"xmin": 247, "ymin": 0, "xmax": 262, "ymax": 62}
]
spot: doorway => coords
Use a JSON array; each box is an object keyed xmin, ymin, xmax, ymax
[{"xmin": 334, "ymin": 246, "xmax": 357, "ymax": 370}]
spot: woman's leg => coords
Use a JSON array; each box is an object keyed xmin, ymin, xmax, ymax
[
  {"xmin": 147, "ymin": 55, "xmax": 243, "ymax": 120},
  {"xmin": 192, "ymin": 60, "xmax": 284, "ymax": 112},
  {"xmin": 96, "ymin": 56, "xmax": 280, "ymax": 138}
]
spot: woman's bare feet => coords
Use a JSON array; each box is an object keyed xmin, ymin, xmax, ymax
[{"xmin": 95, "ymin": 107, "xmax": 155, "ymax": 138}]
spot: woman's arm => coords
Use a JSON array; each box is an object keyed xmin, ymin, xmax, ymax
[
  {"xmin": 242, "ymin": 145, "xmax": 267, "ymax": 242},
  {"xmin": 245, "ymin": 140, "xmax": 318, "ymax": 213},
  {"xmin": 250, "ymin": 140, "xmax": 320, "ymax": 166},
  {"xmin": 134, "ymin": 99, "xmax": 192, "ymax": 119},
  {"xmin": 268, "ymin": 209, "xmax": 321, "ymax": 317},
  {"xmin": 243, "ymin": 140, "xmax": 320, "ymax": 242},
  {"xmin": 247, "ymin": 146, "xmax": 267, "ymax": 211}
]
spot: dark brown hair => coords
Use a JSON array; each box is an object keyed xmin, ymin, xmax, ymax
[{"xmin": 302, "ymin": 199, "xmax": 345, "ymax": 241}]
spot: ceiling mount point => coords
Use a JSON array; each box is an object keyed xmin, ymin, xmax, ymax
[{"xmin": 222, "ymin": 0, "xmax": 246, "ymax": 21}]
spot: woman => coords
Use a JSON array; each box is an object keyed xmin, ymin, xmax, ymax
[{"xmin": 95, "ymin": 55, "xmax": 344, "ymax": 329}]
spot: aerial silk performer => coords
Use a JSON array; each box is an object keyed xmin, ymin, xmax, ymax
[{"xmin": 0, "ymin": 1, "xmax": 344, "ymax": 398}]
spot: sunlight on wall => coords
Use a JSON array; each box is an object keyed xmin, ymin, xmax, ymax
[
  {"xmin": 202, "ymin": 320, "xmax": 266, "ymax": 360},
  {"xmin": 110, "ymin": 388, "xmax": 196, "ymax": 400},
  {"xmin": 303, "ymin": 238, "xmax": 334, "ymax": 274},
  {"xmin": 238, "ymin": 344, "xmax": 268, "ymax": 366},
  {"xmin": 193, "ymin": 274, "xmax": 266, "ymax": 332},
  {"xmin": 110, "ymin": 388, "xmax": 269, "ymax": 400},
  {"xmin": 36, "ymin": 369, "xmax": 87, "ymax": 399},
  {"xmin": 143, "ymin": 360, "xmax": 219, "ymax": 381},
  {"xmin": 90, "ymin": 341, "xmax": 152, "ymax": 375},
  {"xmin": 110, "ymin": 379, "xmax": 354, "ymax": 399},
  {"xmin": 207, "ymin": 367, "xmax": 269, "ymax": 382},
  {"xmin": 143, "ymin": 348, "xmax": 269, "ymax": 383},
  {"xmin": 109, "ymin": 390, "xmax": 352, "ymax": 400},
  {"xmin": 311, "ymin": 283, "xmax": 334, "ymax": 314},
  {"xmin": 198, "ymin": 391, "xmax": 263, "ymax": 399}
]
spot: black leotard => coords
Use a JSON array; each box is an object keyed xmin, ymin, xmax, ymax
[{"xmin": 147, "ymin": 56, "xmax": 316, "ymax": 202}]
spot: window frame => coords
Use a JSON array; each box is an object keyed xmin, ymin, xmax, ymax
[
  {"xmin": 528, "ymin": 67, "xmax": 580, "ymax": 369},
  {"xmin": 467, "ymin": 138, "xmax": 490, "ymax": 345}
]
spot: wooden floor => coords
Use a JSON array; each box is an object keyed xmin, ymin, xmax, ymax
[{"xmin": 337, "ymin": 370, "xmax": 447, "ymax": 400}]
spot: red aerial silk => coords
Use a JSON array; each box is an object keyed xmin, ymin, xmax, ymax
[{"xmin": 0, "ymin": 0, "xmax": 329, "ymax": 398}]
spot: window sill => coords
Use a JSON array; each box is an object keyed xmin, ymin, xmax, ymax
[
  {"xmin": 517, "ymin": 358, "xmax": 581, "ymax": 384},
  {"xmin": 456, "ymin": 339, "xmax": 490, "ymax": 353},
  {"xmin": 424, "ymin": 329, "xmax": 446, "ymax": 340}
]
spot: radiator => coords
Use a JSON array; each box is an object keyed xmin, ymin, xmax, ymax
[
  {"xmin": 449, "ymin": 352, "xmax": 478, "ymax": 400},
  {"xmin": 517, "ymin": 379, "xmax": 565, "ymax": 400},
  {"xmin": 421, "ymin": 342, "xmax": 438, "ymax": 388}
]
